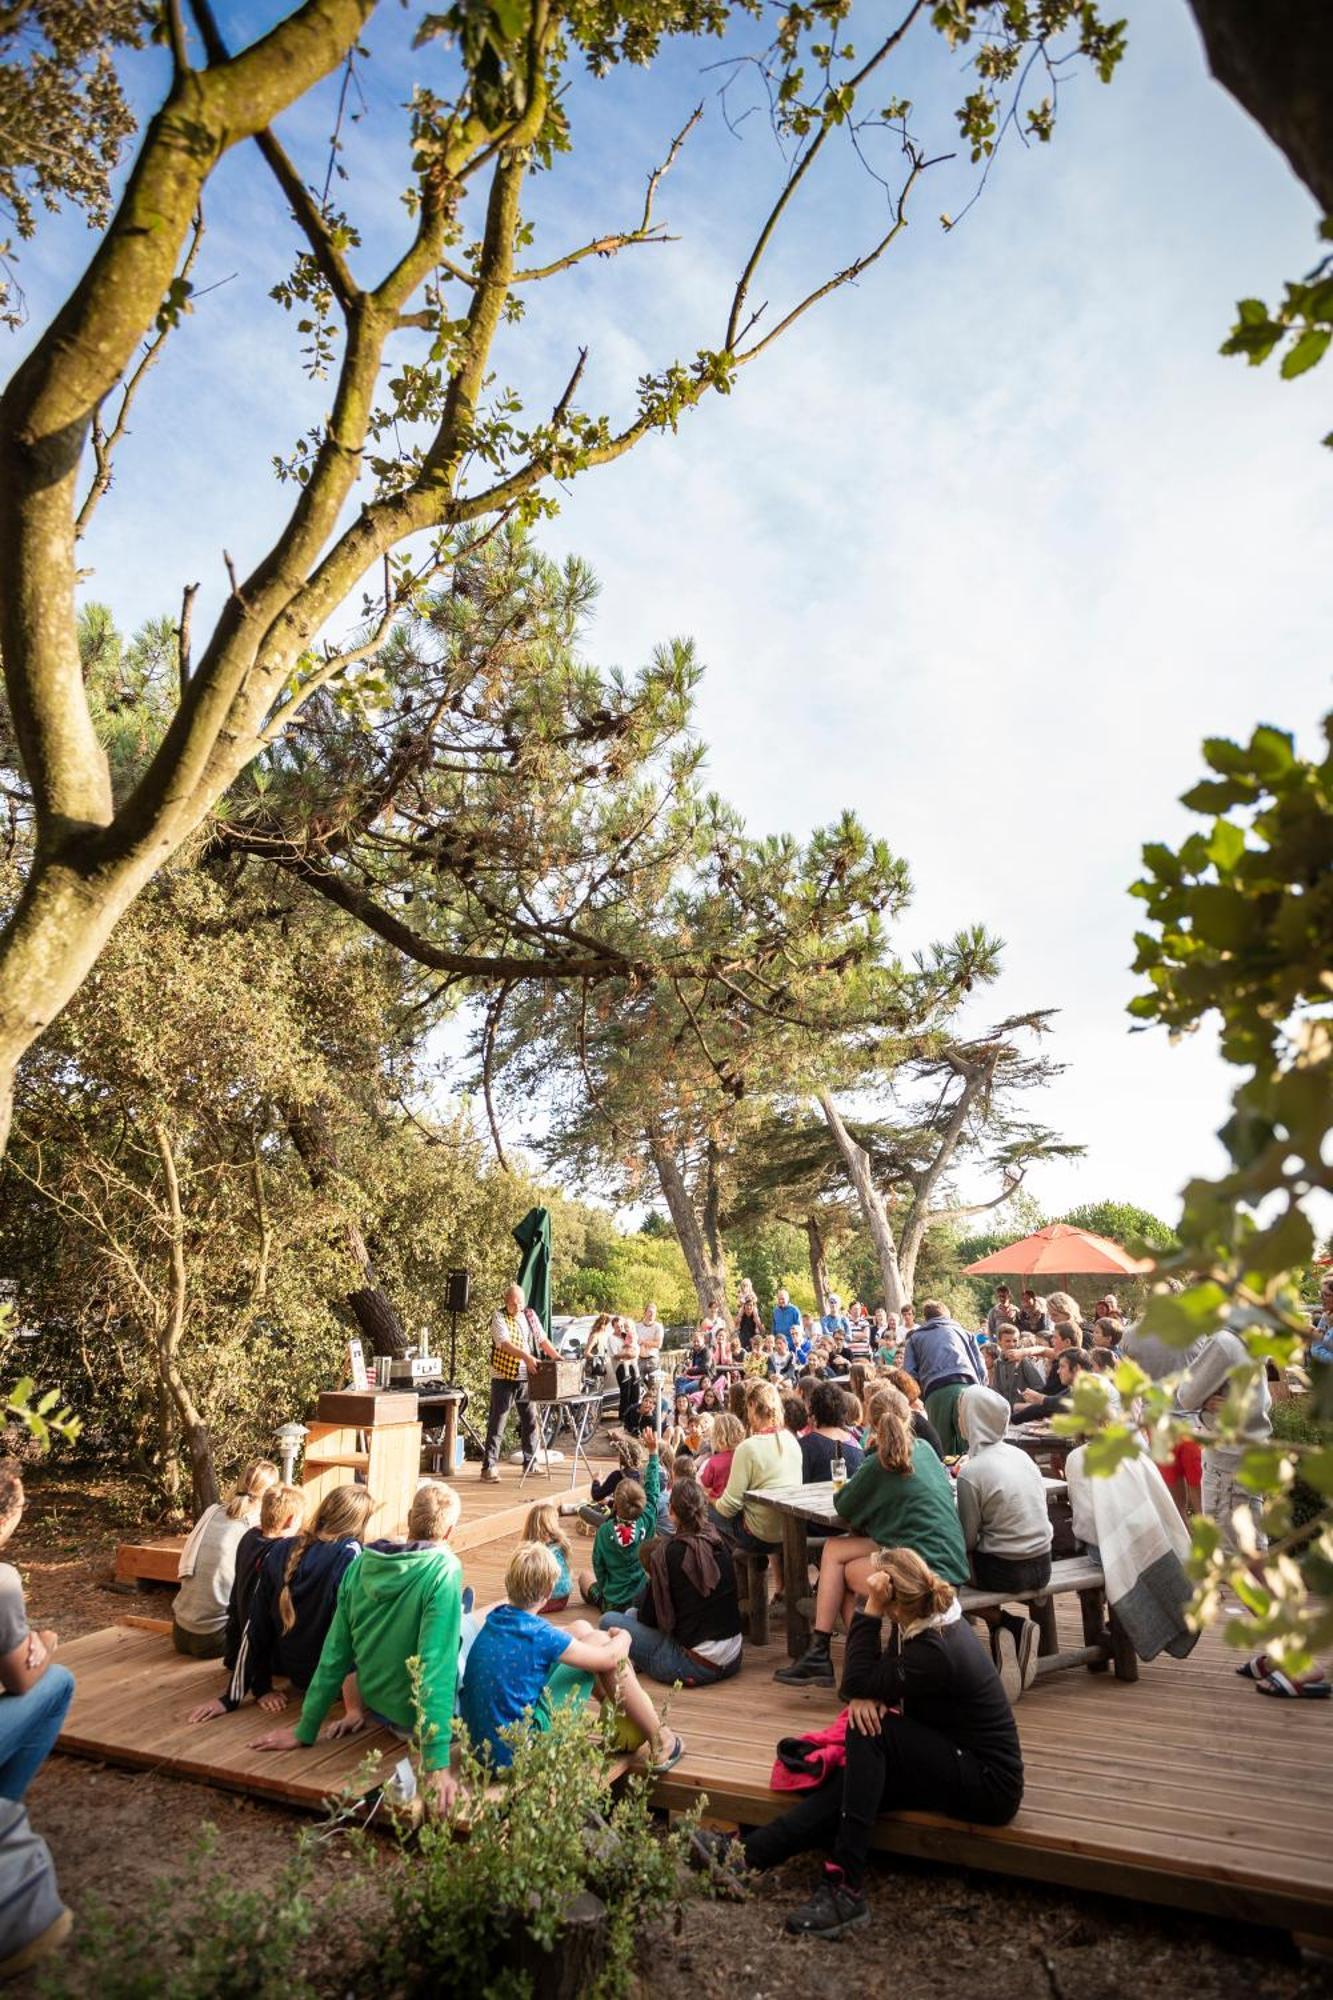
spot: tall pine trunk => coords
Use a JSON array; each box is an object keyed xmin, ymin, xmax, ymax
[
  {"xmin": 648, "ymin": 1133, "xmax": 727, "ymax": 1313},
  {"xmin": 817, "ymin": 1093, "xmax": 906, "ymax": 1312}
]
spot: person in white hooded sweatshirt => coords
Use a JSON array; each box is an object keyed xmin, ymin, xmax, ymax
[
  {"xmin": 1175, "ymin": 1326, "xmax": 1272, "ymax": 1553},
  {"xmin": 956, "ymin": 1385, "xmax": 1053, "ymax": 1703}
]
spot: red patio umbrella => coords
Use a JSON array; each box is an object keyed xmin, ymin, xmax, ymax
[{"xmin": 962, "ymin": 1222, "xmax": 1154, "ymax": 1279}]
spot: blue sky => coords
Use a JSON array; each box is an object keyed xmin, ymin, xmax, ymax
[{"xmin": 11, "ymin": 1, "xmax": 1330, "ymax": 1229}]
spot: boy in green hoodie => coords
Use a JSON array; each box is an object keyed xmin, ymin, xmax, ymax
[{"xmin": 251, "ymin": 1482, "xmax": 464, "ymax": 1813}]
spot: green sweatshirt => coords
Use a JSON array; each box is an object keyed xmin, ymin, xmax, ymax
[
  {"xmin": 294, "ymin": 1541, "xmax": 462, "ymax": 1771},
  {"xmin": 833, "ymin": 1437, "xmax": 970, "ymax": 1585},
  {"xmin": 592, "ymin": 1449, "xmax": 661, "ymax": 1609}
]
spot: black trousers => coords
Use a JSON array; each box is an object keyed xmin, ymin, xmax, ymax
[
  {"xmin": 483, "ymin": 1376, "xmax": 537, "ymax": 1470},
  {"xmin": 745, "ymin": 1715, "xmax": 1020, "ymax": 1884},
  {"xmin": 615, "ymin": 1361, "xmax": 640, "ymax": 1427}
]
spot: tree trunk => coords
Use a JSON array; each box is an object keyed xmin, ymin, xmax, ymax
[
  {"xmin": 648, "ymin": 1132, "xmax": 727, "ymax": 1313},
  {"xmin": 805, "ymin": 1215, "xmax": 831, "ymax": 1316},
  {"xmin": 702, "ymin": 1138, "xmax": 724, "ymax": 1271},
  {"xmin": 285, "ymin": 1098, "xmax": 409, "ymax": 1356},
  {"xmin": 152, "ymin": 1121, "xmax": 220, "ymax": 1515},
  {"xmin": 816, "ymin": 1093, "xmax": 906, "ymax": 1312},
  {"xmin": 1186, "ymin": 0, "xmax": 1333, "ymax": 213}
]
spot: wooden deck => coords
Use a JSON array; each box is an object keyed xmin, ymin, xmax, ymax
[{"xmin": 68, "ymin": 1503, "xmax": 1333, "ymax": 1945}]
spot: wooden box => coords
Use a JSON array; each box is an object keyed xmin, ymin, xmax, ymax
[
  {"xmin": 315, "ymin": 1388, "xmax": 419, "ymax": 1427},
  {"xmin": 527, "ymin": 1359, "xmax": 583, "ymax": 1403}
]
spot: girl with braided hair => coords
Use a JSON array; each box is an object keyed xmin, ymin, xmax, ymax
[{"xmin": 189, "ymin": 1485, "xmax": 374, "ymax": 1721}]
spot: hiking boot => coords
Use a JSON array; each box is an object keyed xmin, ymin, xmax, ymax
[
  {"xmin": 784, "ymin": 1877, "xmax": 870, "ymax": 1938},
  {"xmin": 774, "ymin": 1642, "xmax": 834, "ymax": 1688}
]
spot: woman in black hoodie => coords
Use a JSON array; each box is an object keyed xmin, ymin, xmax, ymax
[{"xmin": 709, "ymin": 1545, "xmax": 1023, "ymax": 1939}]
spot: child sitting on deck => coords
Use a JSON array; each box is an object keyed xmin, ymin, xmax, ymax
[
  {"xmin": 188, "ymin": 1484, "xmax": 374, "ymax": 1720},
  {"xmin": 699, "ymin": 1411, "xmax": 744, "ymax": 1500},
  {"xmin": 522, "ymin": 1501, "xmax": 572, "ymax": 1611},
  {"xmin": 460, "ymin": 1542, "xmax": 684, "ymax": 1774},
  {"xmin": 577, "ymin": 1435, "xmax": 661, "ymax": 1611},
  {"xmin": 171, "ymin": 1458, "xmax": 279, "ymax": 1659},
  {"xmin": 250, "ymin": 1482, "xmax": 465, "ymax": 1813},
  {"xmin": 223, "ymin": 1482, "xmax": 306, "ymax": 1672}
]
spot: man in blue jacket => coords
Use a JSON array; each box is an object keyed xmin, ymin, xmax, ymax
[
  {"xmin": 902, "ymin": 1301, "xmax": 984, "ymax": 1455},
  {"xmin": 771, "ymin": 1289, "xmax": 802, "ymax": 1352}
]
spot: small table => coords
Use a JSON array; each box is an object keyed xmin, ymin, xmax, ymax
[
  {"xmin": 415, "ymin": 1389, "xmax": 468, "ymax": 1475},
  {"xmin": 521, "ymin": 1391, "xmax": 604, "ymax": 1491}
]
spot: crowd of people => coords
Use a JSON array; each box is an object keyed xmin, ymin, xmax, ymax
[{"xmin": 0, "ymin": 1265, "xmax": 1312, "ymax": 1972}]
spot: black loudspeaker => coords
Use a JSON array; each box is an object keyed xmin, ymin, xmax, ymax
[{"xmin": 445, "ymin": 1269, "xmax": 471, "ymax": 1313}]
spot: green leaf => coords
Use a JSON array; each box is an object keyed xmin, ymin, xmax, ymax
[
  {"xmin": 1141, "ymin": 1282, "xmax": 1229, "ymax": 1348},
  {"xmin": 1235, "ymin": 1445, "xmax": 1290, "ymax": 1495},
  {"xmin": 1300, "ymin": 1448, "xmax": 1333, "ymax": 1498},
  {"xmin": 1244, "ymin": 1203, "xmax": 1313, "ymax": 1278},
  {"xmin": 1206, "ymin": 818, "xmax": 1245, "ymax": 872},
  {"xmin": 1280, "ymin": 326, "xmax": 1331, "ymax": 379}
]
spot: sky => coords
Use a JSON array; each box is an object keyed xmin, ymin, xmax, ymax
[{"xmin": 11, "ymin": 1, "xmax": 1330, "ymax": 1231}]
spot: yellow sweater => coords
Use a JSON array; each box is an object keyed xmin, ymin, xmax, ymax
[{"xmin": 716, "ymin": 1430, "xmax": 803, "ymax": 1543}]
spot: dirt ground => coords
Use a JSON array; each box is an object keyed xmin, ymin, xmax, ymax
[{"xmin": 11, "ymin": 1469, "xmax": 1333, "ymax": 1999}]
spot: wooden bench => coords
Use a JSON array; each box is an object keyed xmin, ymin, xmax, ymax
[{"xmin": 959, "ymin": 1554, "xmax": 1138, "ymax": 1682}]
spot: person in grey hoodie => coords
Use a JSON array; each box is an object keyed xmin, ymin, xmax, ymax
[
  {"xmin": 1175, "ymin": 1325, "xmax": 1272, "ymax": 1552},
  {"xmin": 956, "ymin": 1385, "xmax": 1053, "ymax": 1702}
]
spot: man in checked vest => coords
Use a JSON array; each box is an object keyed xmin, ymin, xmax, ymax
[{"xmin": 481, "ymin": 1281, "xmax": 563, "ymax": 1483}]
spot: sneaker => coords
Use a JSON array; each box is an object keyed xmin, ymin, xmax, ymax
[
  {"xmin": 784, "ymin": 1877, "xmax": 870, "ymax": 1939},
  {"xmin": 773, "ymin": 1644, "xmax": 834, "ymax": 1688},
  {"xmin": 1017, "ymin": 1617, "xmax": 1039, "ymax": 1693},
  {"xmin": 996, "ymin": 1627, "xmax": 1023, "ymax": 1706},
  {"xmin": 479, "ymin": 1466, "xmax": 501, "ymax": 1484}
]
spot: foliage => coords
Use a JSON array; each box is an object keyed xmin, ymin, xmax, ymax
[
  {"xmin": 2, "ymin": 1373, "xmax": 80, "ymax": 1452},
  {"xmin": 1064, "ymin": 715, "xmax": 1333, "ymax": 1668},
  {"xmin": 39, "ymin": 1824, "xmax": 321, "ymax": 2000},
  {"xmin": 0, "ymin": 0, "xmax": 145, "ymax": 328},
  {"xmin": 0, "ymin": 0, "xmax": 1126, "ymax": 1163},
  {"xmin": 371, "ymin": 1697, "xmax": 700, "ymax": 1997},
  {"xmin": 560, "ymin": 1228, "xmax": 698, "ymax": 1325},
  {"xmin": 1221, "ymin": 218, "xmax": 1333, "ymax": 446},
  {"xmin": 1056, "ymin": 1199, "xmax": 1178, "ymax": 1253}
]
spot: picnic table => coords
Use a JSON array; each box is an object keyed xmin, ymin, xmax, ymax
[
  {"xmin": 1004, "ymin": 1421, "xmax": 1072, "ymax": 1470},
  {"xmin": 751, "ymin": 1474, "xmax": 1074, "ymax": 1658}
]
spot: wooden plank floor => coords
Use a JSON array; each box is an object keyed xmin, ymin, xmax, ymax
[
  {"xmin": 114, "ymin": 1457, "xmax": 609, "ymax": 1583},
  {"xmin": 69, "ymin": 1511, "xmax": 1333, "ymax": 1943}
]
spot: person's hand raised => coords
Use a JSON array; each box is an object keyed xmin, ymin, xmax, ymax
[{"xmin": 642, "ymin": 1428, "xmax": 659, "ymax": 1455}]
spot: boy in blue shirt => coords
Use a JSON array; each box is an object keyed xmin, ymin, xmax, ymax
[{"xmin": 459, "ymin": 1542, "xmax": 683, "ymax": 1773}]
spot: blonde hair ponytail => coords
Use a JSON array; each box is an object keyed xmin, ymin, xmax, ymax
[
  {"xmin": 874, "ymin": 1384, "xmax": 914, "ymax": 1476},
  {"xmin": 278, "ymin": 1484, "xmax": 374, "ymax": 1633},
  {"xmin": 224, "ymin": 1458, "xmax": 280, "ymax": 1521}
]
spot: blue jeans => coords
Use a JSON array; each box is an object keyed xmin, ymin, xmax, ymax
[
  {"xmin": 598, "ymin": 1610, "xmax": 739, "ymax": 1689},
  {"xmin": 0, "ymin": 1666, "xmax": 75, "ymax": 1800}
]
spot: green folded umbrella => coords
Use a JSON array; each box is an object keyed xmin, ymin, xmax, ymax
[{"xmin": 513, "ymin": 1206, "xmax": 552, "ymax": 1339}]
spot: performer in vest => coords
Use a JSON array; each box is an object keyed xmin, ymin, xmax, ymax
[{"xmin": 482, "ymin": 1281, "xmax": 562, "ymax": 1483}]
